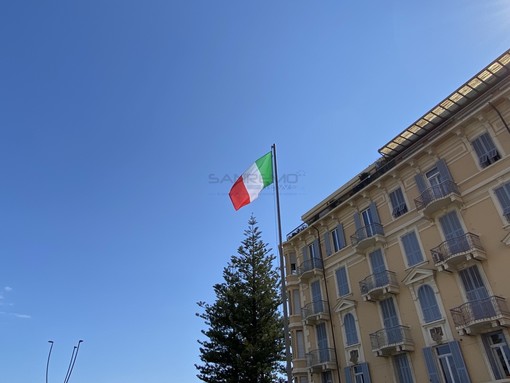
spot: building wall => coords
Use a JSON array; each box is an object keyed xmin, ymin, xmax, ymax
[{"xmin": 284, "ymin": 63, "xmax": 510, "ymax": 383}]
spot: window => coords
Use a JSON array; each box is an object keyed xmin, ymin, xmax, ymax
[
  {"xmin": 336, "ymin": 266, "xmax": 350, "ymax": 297},
  {"xmin": 389, "ymin": 188, "xmax": 408, "ymax": 218},
  {"xmin": 316, "ymin": 323, "xmax": 330, "ymax": 362},
  {"xmin": 344, "ymin": 363, "xmax": 371, "ymax": 383},
  {"xmin": 344, "ymin": 313, "xmax": 359, "ymax": 346},
  {"xmin": 482, "ymin": 331, "xmax": 510, "ymax": 379},
  {"xmin": 331, "ymin": 225, "xmax": 346, "ymax": 252},
  {"xmin": 394, "ymin": 354, "xmax": 414, "ymax": 383},
  {"xmin": 311, "ymin": 280, "xmax": 323, "ymax": 314},
  {"xmin": 369, "ymin": 249, "xmax": 388, "ymax": 287},
  {"xmin": 289, "ymin": 253, "xmax": 297, "ymax": 275},
  {"xmin": 472, "ymin": 132, "xmax": 500, "ymax": 168},
  {"xmin": 401, "ymin": 231, "xmax": 424, "ymax": 267},
  {"xmin": 295, "ymin": 330, "xmax": 305, "ymax": 359},
  {"xmin": 380, "ymin": 297, "xmax": 400, "ymax": 344},
  {"xmin": 439, "ymin": 211, "xmax": 469, "ymax": 254},
  {"xmin": 423, "ymin": 341, "xmax": 470, "ymax": 383},
  {"xmin": 302, "ymin": 239, "xmax": 321, "ymax": 269},
  {"xmin": 321, "ymin": 371, "xmax": 333, "ymax": 383},
  {"xmin": 324, "ymin": 224, "xmax": 346, "ymax": 256},
  {"xmin": 417, "ymin": 285, "xmax": 441, "ymax": 323},
  {"xmin": 291, "ymin": 289, "xmax": 301, "ymax": 316},
  {"xmin": 495, "ymin": 182, "xmax": 510, "ymax": 223},
  {"xmin": 353, "ymin": 202, "xmax": 382, "ymax": 243}
]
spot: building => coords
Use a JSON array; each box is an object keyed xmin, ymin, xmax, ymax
[{"xmin": 283, "ymin": 49, "xmax": 510, "ymax": 383}]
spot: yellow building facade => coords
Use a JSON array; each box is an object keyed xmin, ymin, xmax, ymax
[{"xmin": 283, "ymin": 49, "xmax": 510, "ymax": 383}]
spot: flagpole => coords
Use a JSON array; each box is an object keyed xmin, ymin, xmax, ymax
[{"xmin": 272, "ymin": 143, "xmax": 292, "ymax": 383}]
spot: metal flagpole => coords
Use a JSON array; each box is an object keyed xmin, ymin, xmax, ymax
[{"xmin": 272, "ymin": 143, "xmax": 292, "ymax": 383}]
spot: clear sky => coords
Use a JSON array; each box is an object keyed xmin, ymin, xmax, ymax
[{"xmin": 1, "ymin": 1, "xmax": 509, "ymax": 382}]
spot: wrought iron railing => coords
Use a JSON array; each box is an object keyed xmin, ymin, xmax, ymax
[
  {"xmin": 306, "ymin": 348, "xmax": 335, "ymax": 367},
  {"xmin": 414, "ymin": 180, "xmax": 459, "ymax": 210},
  {"xmin": 286, "ymin": 222, "xmax": 308, "ymax": 240},
  {"xmin": 302, "ymin": 300, "xmax": 329, "ymax": 319},
  {"xmin": 298, "ymin": 257, "xmax": 323, "ymax": 276},
  {"xmin": 359, "ymin": 270, "xmax": 398, "ymax": 295},
  {"xmin": 350, "ymin": 223, "xmax": 384, "ymax": 246},
  {"xmin": 369, "ymin": 325, "xmax": 413, "ymax": 351},
  {"xmin": 430, "ymin": 232, "xmax": 484, "ymax": 264},
  {"xmin": 450, "ymin": 296, "xmax": 510, "ymax": 327}
]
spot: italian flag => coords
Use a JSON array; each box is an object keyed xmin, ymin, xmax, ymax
[{"xmin": 229, "ymin": 151, "xmax": 274, "ymax": 211}]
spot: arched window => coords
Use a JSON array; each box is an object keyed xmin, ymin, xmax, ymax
[
  {"xmin": 344, "ymin": 313, "xmax": 359, "ymax": 346},
  {"xmin": 418, "ymin": 285, "xmax": 442, "ymax": 323}
]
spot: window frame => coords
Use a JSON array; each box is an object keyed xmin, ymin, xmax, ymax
[
  {"xmin": 471, "ymin": 132, "xmax": 501, "ymax": 168},
  {"xmin": 389, "ymin": 187, "xmax": 408, "ymax": 218},
  {"xmin": 400, "ymin": 231, "xmax": 424, "ymax": 267}
]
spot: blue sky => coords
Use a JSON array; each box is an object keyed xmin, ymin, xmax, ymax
[{"xmin": 1, "ymin": 1, "xmax": 509, "ymax": 382}]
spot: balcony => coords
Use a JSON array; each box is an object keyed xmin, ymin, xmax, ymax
[
  {"xmin": 369, "ymin": 325, "xmax": 414, "ymax": 357},
  {"xmin": 302, "ymin": 300, "xmax": 330, "ymax": 325},
  {"xmin": 359, "ymin": 270, "xmax": 399, "ymax": 302},
  {"xmin": 306, "ymin": 348, "xmax": 336, "ymax": 372},
  {"xmin": 414, "ymin": 180, "xmax": 462, "ymax": 217},
  {"xmin": 298, "ymin": 257, "xmax": 323, "ymax": 281},
  {"xmin": 450, "ymin": 296, "xmax": 510, "ymax": 335},
  {"xmin": 350, "ymin": 223, "xmax": 385, "ymax": 251},
  {"xmin": 431, "ymin": 233, "xmax": 486, "ymax": 271}
]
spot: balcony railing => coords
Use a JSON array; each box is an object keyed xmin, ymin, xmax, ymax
[
  {"xmin": 302, "ymin": 300, "xmax": 329, "ymax": 324},
  {"xmin": 359, "ymin": 270, "xmax": 399, "ymax": 301},
  {"xmin": 414, "ymin": 180, "xmax": 460, "ymax": 211},
  {"xmin": 450, "ymin": 296, "xmax": 510, "ymax": 334},
  {"xmin": 431, "ymin": 233, "xmax": 485, "ymax": 270},
  {"xmin": 298, "ymin": 257, "xmax": 323, "ymax": 280},
  {"xmin": 369, "ymin": 325, "xmax": 414, "ymax": 356},
  {"xmin": 350, "ymin": 223, "xmax": 385, "ymax": 249},
  {"xmin": 306, "ymin": 348, "xmax": 336, "ymax": 371}
]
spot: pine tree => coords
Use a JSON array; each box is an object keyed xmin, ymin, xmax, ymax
[{"xmin": 196, "ymin": 216, "xmax": 285, "ymax": 383}]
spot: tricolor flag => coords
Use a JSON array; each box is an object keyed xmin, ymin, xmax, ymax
[{"xmin": 229, "ymin": 151, "xmax": 274, "ymax": 211}]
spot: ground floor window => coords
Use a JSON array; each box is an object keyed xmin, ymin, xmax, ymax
[
  {"xmin": 423, "ymin": 341, "xmax": 470, "ymax": 383},
  {"xmin": 393, "ymin": 353, "xmax": 414, "ymax": 383},
  {"xmin": 482, "ymin": 330, "xmax": 510, "ymax": 379},
  {"xmin": 344, "ymin": 363, "xmax": 371, "ymax": 383}
]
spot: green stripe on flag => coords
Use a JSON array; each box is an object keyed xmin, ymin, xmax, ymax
[{"xmin": 255, "ymin": 152, "xmax": 273, "ymax": 187}]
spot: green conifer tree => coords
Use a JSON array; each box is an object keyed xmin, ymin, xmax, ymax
[{"xmin": 196, "ymin": 216, "xmax": 285, "ymax": 383}]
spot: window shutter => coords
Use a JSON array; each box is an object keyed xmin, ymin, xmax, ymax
[
  {"xmin": 482, "ymin": 334, "xmax": 502, "ymax": 379},
  {"xmin": 302, "ymin": 246, "xmax": 308, "ymax": 262},
  {"xmin": 423, "ymin": 347, "xmax": 440, "ymax": 383},
  {"xmin": 313, "ymin": 239, "xmax": 320, "ymax": 259},
  {"xmin": 436, "ymin": 159, "xmax": 453, "ymax": 181},
  {"xmin": 495, "ymin": 184, "xmax": 510, "ymax": 213},
  {"xmin": 360, "ymin": 363, "xmax": 372, "ymax": 383},
  {"xmin": 324, "ymin": 232, "xmax": 332, "ymax": 256},
  {"xmin": 369, "ymin": 201, "xmax": 380, "ymax": 224},
  {"xmin": 344, "ymin": 367, "xmax": 354, "ymax": 383},
  {"xmin": 449, "ymin": 341, "xmax": 471, "ymax": 382},
  {"xmin": 337, "ymin": 224, "xmax": 346, "ymax": 248},
  {"xmin": 415, "ymin": 173, "xmax": 427, "ymax": 194},
  {"xmin": 336, "ymin": 267, "xmax": 349, "ymax": 296},
  {"xmin": 353, "ymin": 212, "xmax": 361, "ymax": 232}
]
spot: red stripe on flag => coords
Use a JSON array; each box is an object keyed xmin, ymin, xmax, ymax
[{"xmin": 229, "ymin": 176, "xmax": 250, "ymax": 211}]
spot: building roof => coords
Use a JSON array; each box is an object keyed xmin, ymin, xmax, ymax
[
  {"xmin": 378, "ymin": 49, "xmax": 510, "ymax": 158},
  {"xmin": 287, "ymin": 49, "xmax": 510, "ymax": 240}
]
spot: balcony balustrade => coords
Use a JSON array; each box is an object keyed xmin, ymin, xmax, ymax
[
  {"xmin": 450, "ymin": 296, "xmax": 510, "ymax": 335},
  {"xmin": 350, "ymin": 223, "xmax": 385, "ymax": 251},
  {"xmin": 359, "ymin": 270, "xmax": 399, "ymax": 301},
  {"xmin": 306, "ymin": 348, "xmax": 336, "ymax": 372},
  {"xmin": 298, "ymin": 257, "xmax": 323, "ymax": 281},
  {"xmin": 302, "ymin": 300, "xmax": 330, "ymax": 325},
  {"xmin": 414, "ymin": 180, "xmax": 462, "ymax": 217},
  {"xmin": 431, "ymin": 232, "xmax": 486, "ymax": 271},
  {"xmin": 369, "ymin": 325, "xmax": 414, "ymax": 356}
]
